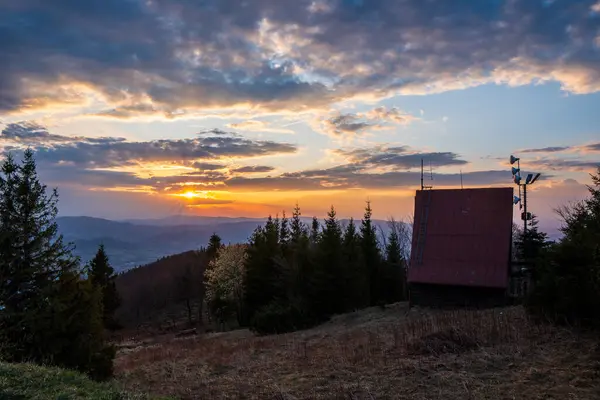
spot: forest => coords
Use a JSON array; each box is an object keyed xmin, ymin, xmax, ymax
[{"xmin": 0, "ymin": 150, "xmax": 599, "ymax": 383}]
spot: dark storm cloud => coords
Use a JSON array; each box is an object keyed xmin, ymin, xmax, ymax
[{"xmin": 2, "ymin": 0, "xmax": 600, "ymax": 115}]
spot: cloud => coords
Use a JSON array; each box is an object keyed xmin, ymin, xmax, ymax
[
  {"xmin": 3, "ymin": 0, "xmax": 600, "ymax": 117},
  {"xmin": 529, "ymin": 158, "xmax": 600, "ymax": 172},
  {"xmin": 192, "ymin": 162, "xmax": 226, "ymax": 171},
  {"xmin": 324, "ymin": 114, "xmax": 373, "ymax": 135},
  {"xmin": 1, "ymin": 122, "xmax": 125, "ymax": 145},
  {"xmin": 231, "ymin": 165, "xmax": 275, "ymax": 174},
  {"xmin": 519, "ymin": 142, "xmax": 600, "ymax": 154},
  {"xmin": 226, "ymin": 120, "xmax": 295, "ymax": 134},
  {"xmin": 226, "ymin": 168, "xmax": 512, "ymax": 192},
  {"xmin": 1, "ymin": 125, "xmax": 297, "ymax": 169},
  {"xmin": 520, "ymin": 146, "xmax": 572, "ymax": 153},
  {"xmin": 583, "ymin": 143, "xmax": 600, "ymax": 152},
  {"xmin": 319, "ymin": 106, "xmax": 418, "ymax": 136},
  {"xmin": 334, "ymin": 145, "xmax": 468, "ymax": 170}
]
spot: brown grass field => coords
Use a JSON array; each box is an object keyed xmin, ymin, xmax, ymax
[{"xmin": 115, "ymin": 304, "xmax": 600, "ymax": 399}]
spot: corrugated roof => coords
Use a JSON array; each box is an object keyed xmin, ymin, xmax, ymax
[{"xmin": 408, "ymin": 187, "xmax": 513, "ymax": 289}]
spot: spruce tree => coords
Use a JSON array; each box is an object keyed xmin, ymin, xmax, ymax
[
  {"xmin": 343, "ymin": 218, "xmax": 368, "ymax": 309},
  {"xmin": 310, "ymin": 216, "xmax": 320, "ymax": 248},
  {"xmin": 527, "ymin": 168, "xmax": 600, "ymax": 327},
  {"xmin": 243, "ymin": 216, "xmax": 283, "ymax": 327},
  {"xmin": 386, "ymin": 229, "xmax": 402, "ymax": 265},
  {"xmin": 290, "ymin": 203, "xmax": 307, "ymax": 243},
  {"xmin": 280, "ymin": 210, "xmax": 290, "ymax": 251},
  {"xmin": 0, "ymin": 149, "xmax": 113, "ymax": 379},
  {"xmin": 382, "ymin": 226, "xmax": 407, "ymax": 303},
  {"xmin": 360, "ymin": 201, "xmax": 382, "ymax": 306},
  {"xmin": 88, "ymin": 244, "xmax": 121, "ymax": 330},
  {"xmin": 313, "ymin": 206, "xmax": 344, "ymax": 317},
  {"xmin": 206, "ymin": 232, "xmax": 223, "ymax": 260}
]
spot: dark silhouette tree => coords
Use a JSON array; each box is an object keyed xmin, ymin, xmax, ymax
[
  {"xmin": 527, "ymin": 168, "xmax": 600, "ymax": 328},
  {"xmin": 291, "ymin": 203, "xmax": 307, "ymax": 243},
  {"xmin": 310, "ymin": 216, "xmax": 320, "ymax": 248},
  {"xmin": 0, "ymin": 149, "xmax": 113, "ymax": 379},
  {"xmin": 381, "ymin": 224, "xmax": 407, "ymax": 303},
  {"xmin": 280, "ymin": 210, "xmax": 290, "ymax": 251},
  {"xmin": 243, "ymin": 216, "xmax": 283, "ymax": 327},
  {"xmin": 343, "ymin": 218, "xmax": 369, "ymax": 309},
  {"xmin": 313, "ymin": 206, "xmax": 344, "ymax": 317},
  {"xmin": 206, "ymin": 233, "xmax": 223, "ymax": 260},
  {"xmin": 89, "ymin": 244, "xmax": 121, "ymax": 330},
  {"xmin": 360, "ymin": 201, "xmax": 381, "ymax": 306}
]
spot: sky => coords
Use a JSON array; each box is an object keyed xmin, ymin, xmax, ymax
[{"xmin": 1, "ymin": 0, "xmax": 599, "ymax": 235}]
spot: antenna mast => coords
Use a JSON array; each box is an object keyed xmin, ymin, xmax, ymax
[{"xmin": 421, "ymin": 158, "xmax": 433, "ymax": 190}]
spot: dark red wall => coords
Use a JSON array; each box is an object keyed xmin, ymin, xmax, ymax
[{"xmin": 408, "ymin": 187, "xmax": 513, "ymax": 289}]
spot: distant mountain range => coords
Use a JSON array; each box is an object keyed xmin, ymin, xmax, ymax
[{"xmin": 57, "ymin": 215, "xmax": 398, "ymax": 272}]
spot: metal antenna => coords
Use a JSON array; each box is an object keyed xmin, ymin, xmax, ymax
[
  {"xmin": 429, "ymin": 161, "xmax": 433, "ymax": 181},
  {"xmin": 421, "ymin": 158, "xmax": 433, "ymax": 190},
  {"xmin": 460, "ymin": 170, "xmax": 463, "ymax": 189}
]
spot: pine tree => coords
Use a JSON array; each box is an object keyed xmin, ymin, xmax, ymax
[
  {"xmin": 89, "ymin": 244, "xmax": 121, "ymax": 330},
  {"xmin": 206, "ymin": 233, "xmax": 223, "ymax": 260},
  {"xmin": 361, "ymin": 201, "xmax": 382, "ymax": 306},
  {"xmin": 515, "ymin": 216, "xmax": 550, "ymax": 268},
  {"xmin": 0, "ymin": 149, "xmax": 113, "ymax": 379},
  {"xmin": 290, "ymin": 203, "xmax": 306, "ymax": 243},
  {"xmin": 312, "ymin": 206, "xmax": 344, "ymax": 317},
  {"xmin": 243, "ymin": 216, "xmax": 284, "ymax": 327},
  {"xmin": 310, "ymin": 216, "xmax": 320, "ymax": 248},
  {"xmin": 343, "ymin": 218, "xmax": 368, "ymax": 309},
  {"xmin": 527, "ymin": 167, "xmax": 600, "ymax": 327},
  {"xmin": 280, "ymin": 210, "xmax": 290, "ymax": 251},
  {"xmin": 381, "ymin": 225, "xmax": 406, "ymax": 303},
  {"xmin": 386, "ymin": 229, "xmax": 402, "ymax": 265}
]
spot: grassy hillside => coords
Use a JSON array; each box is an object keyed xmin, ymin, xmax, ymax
[
  {"xmin": 0, "ymin": 362, "xmax": 171, "ymax": 400},
  {"xmin": 115, "ymin": 304, "xmax": 600, "ymax": 399}
]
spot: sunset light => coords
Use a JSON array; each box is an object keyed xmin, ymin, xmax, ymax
[
  {"xmin": 0, "ymin": 0, "xmax": 598, "ymax": 234},
  {"xmin": 3, "ymin": 1, "xmax": 600, "ymax": 396}
]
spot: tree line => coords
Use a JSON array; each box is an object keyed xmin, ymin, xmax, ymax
[
  {"xmin": 0, "ymin": 150, "xmax": 120, "ymax": 380},
  {"xmin": 206, "ymin": 204, "xmax": 411, "ymax": 334},
  {"xmin": 519, "ymin": 167, "xmax": 600, "ymax": 328}
]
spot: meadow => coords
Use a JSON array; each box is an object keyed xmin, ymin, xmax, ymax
[{"xmin": 114, "ymin": 304, "xmax": 600, "ymax": 400}]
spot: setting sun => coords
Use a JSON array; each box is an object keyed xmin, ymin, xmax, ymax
[{"xmin": 181, "ymin": 191, "xmax": 200, "ymax": 199}]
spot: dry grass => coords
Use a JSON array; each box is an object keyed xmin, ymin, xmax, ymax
[{"xmin": 115, "ymin": 304, "xmax": 600, "ymax": 399}]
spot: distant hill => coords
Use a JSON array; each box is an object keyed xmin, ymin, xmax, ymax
[
  {"xmin": 57, "ymin": 215, "xmax": 401, "ymax": 272},
  {"xmin": 57, "ymin": 216, "xmax": 263, "ymax": 271}
]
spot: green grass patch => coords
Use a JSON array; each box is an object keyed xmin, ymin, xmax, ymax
[{"xmin": 0, "ymin": 362, "xmax": 173, "ymax": 400}]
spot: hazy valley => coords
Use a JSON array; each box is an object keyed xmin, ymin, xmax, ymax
[{"xmin": 58, "ymin": 215, "xmax": 399, "ymax": 271}]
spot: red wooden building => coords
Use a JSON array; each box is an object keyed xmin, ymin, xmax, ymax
[{"xmin": 408, "ymin": 187, "xmax": 514, "ymax": 307}]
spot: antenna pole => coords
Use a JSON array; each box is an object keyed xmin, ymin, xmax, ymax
[
  {"xmin": 421, "ymin": 158, "xmax": 424, "ymax": 191},
  {"xmin": 460, "ymin": 170, "xmax": 463, "ymax": 189},
  {"xmin": 523, "ymin": 183, "xmax": 527, "ymax": 235}
]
